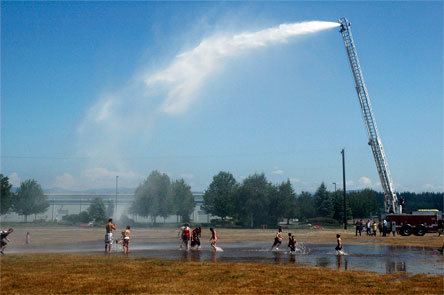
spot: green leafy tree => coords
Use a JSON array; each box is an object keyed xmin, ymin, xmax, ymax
[
  {"xmin": 277, "ymin": 180, "xmax": 297, "ymax": 224},
  {"xmin": 313, "ymin": 183, "xmax": 333, "ymax": 218},
  {"xmin": 14, "ymin": 179, "xmax": 49, "ymax": 222},
  {"xmin": 131, "ymin": 171, "xmax": 172, "ymax": 224},
  {"xmin": 331, "ymin": 190, "xmax": 353, "ymax": 223},
  {"xmin": 348, "ymin": 189, "xmax": 379, "ymax": 218},
  {"xmin": 202, "ymin": 171, "xmax": 238, "ymax": 223},
  {"xmin": 171, "ymin": 179, "xmax": 194, "ymax": 222},
  {"xmin": 296, "ymin": 191, "xmax": 316, "ymax": 221},
  {"xmin": 0, "ymin": 174, "xmax": 13, "ymax": 215},
  {"xmin": 87, "ymin": 197, "xmax": 106, "ymax": 224},
  {"xmin": 236, "ymin": 173, "xmax": 273, "ymax": 227}
]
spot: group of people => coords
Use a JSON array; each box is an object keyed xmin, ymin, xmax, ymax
[
  {"xmin": 178, "ymin": 223, "xmax": 219, "ymax": 251},
  {"xmin": 355, "ymin": 219, "xmax": 396, "ymax": 237},
  {"xmin": 270, "ymin": 226, "xmax": 342, "ymax": 254},
  {"xmin": 270, "ymin": 226, "xmax": 297, "ymax": 252},
  {"xmin": 105, "ymin": 218, "xmax": 131, "ymax": 254}
]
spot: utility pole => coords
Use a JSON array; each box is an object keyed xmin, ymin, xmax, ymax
[
  {"xmin": 52, "ymin": 197, "xmax": 55, "ymax": 221},
  {"xmin": 115, "ymin": 176, "xmax": 119, "ymax": 219},
  {"xmin": 341, "ymin": 149, "xmax": 347, "ymax": 229}
]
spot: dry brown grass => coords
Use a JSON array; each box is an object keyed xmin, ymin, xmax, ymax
[
  {"xmin": 0, "ymin": 254, "xmax": 443, "ymax": 294},
  {"xmin": 5, "ymin": 226, "xmax": 444, "ymax": 249}
]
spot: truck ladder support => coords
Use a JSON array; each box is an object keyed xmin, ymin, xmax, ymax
[{"xmin": 338, "ymin": 17, "xmax": 401, "ymax": 214}]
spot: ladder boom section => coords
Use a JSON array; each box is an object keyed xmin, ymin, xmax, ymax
[{"xmin": 338, "ymin": 17, "xmax": 400, "ymax": 214}]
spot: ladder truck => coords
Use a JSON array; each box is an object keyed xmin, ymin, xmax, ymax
[{"xmin": 339, "ymin": 18, "xmax": 442, "ymax": 235}]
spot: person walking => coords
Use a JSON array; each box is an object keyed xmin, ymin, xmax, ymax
[{"xmin": 355, "ymin": 220, "xmax": 361, "ymax": 236}]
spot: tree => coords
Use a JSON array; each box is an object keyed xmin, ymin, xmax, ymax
[
  {"xmin": 277, "ymin": 180, "xmax": 297, "ymax": 225},
  {"xmin": 88, "ymin": 197, "xmax": 106, "ymax": 224},
  {"xmin": 0, "ymin": 174, "xmax": 13, "ymax": 215},
  {"xmin": 13, "ymin": 179, "xmax": 49, "ymax": 222},
  {"xmin": 171, "ymin": 179, "xmax": 194, "ymax": 222},
  {"xmin": 131, "ymin": 171, "xmax": 172, "ymax": 224},
  {"xmin": 296, "ymin": 191, "xmax": 316, "ymax": 221},
  {"xmin": 331, "ymin": 190, "xmax": 353, "ymax": 223},
  {"xmin": 313, "ymin": 183, "xmax": 333, "ymax": 218},
  {"xmin": 236, "ymin": 173, "xmax": 273, "ymax": 227},
  {"xmin": 348, "ymin": 189, "xmax": 379, "ymax": 218},
  {"xmin": 202, "ymin": 171, "xmax": 238, "ymax": 223}
]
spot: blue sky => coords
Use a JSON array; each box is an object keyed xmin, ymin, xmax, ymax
[{"xmin": 1, "ymin": 1, "xmax": 442, "ymax": 193}]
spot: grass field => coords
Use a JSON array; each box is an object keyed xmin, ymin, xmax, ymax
[{"xmin": 1, "ymin": 254, "xmax": 443, "ymax": 294}]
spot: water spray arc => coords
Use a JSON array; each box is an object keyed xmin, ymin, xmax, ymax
[{"xmin": 338, "ymin": 17, "xmax": 400, "ymax": 214}]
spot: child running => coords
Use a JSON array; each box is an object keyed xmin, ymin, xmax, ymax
[
  {"xmin": 0, "ymin": 228, "xmax": 14, "ymax": 255},
  {"xmin": 122, "ymin": 226, "xmax": 131, "ymax": 254},
  {"xmin": 209, "ymin": 227, "xmax": 218, "ymax": 251},
  {"xmin": 271, "ymin": 227, "xmax": 283, "ymax": 250},
  {"xmin": 287, "ymin": 232, "xmax": 296, "ymax": 253},
  {"xmin": 181, "ymin": 223, "xmax": 191, "ymax": 250},
  {"xmin": 190, "ymin": 227, "xmax": 201, "ymax": 249},
  {"xmin": 335, "ymin": 234, "xmax": 343, "ymax": 254}
]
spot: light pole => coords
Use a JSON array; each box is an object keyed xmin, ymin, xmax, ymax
[
  {"xmin": 115, "ymin": 176, "xmax": 119, "ymax": 219},
  {"xmin": 341, "ymin": 149, "xmax": 347, "ymax": 230},
  {"xmin": 332, "ymin": 182, "xmax": 337, "ymax": 191}
]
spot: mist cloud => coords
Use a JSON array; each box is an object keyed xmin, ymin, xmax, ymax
[{"xmin": 77, "ymin": 21, "xmax": 339, "ymax": 179}]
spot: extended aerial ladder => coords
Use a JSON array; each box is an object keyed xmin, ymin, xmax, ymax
[{"xmin": 338, "ymin": 17, "xmax": 401, "ymax": 214}]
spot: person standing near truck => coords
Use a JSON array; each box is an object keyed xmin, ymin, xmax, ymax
[
  {"xmin": 382, "ymin": 219, "xmax": 388, "ymax": 237},
  {"xmin": 391, "ymin": 221, "xmax": 396, "ymax": 236}
]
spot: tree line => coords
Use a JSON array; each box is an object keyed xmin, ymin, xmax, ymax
[
  {"xmin": 2, "ymin": 172, "xmax": 442, "ymax": 226},
  {"xmin": 202, "ymin": 171, "xmax": 444, "ymax": 227}
]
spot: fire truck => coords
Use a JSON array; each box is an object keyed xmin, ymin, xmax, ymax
[
  {"xmin": 384, "ymin": 212, "xmax": 441, "ymax": 236},
  {"xmin": 339, "ymin": 18, "xmax": 442, "ymax": 236}
]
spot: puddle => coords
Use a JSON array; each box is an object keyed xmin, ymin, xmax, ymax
[{"xmin": 7, "ymin": 242, "xmax": 444, "ymax": 275}]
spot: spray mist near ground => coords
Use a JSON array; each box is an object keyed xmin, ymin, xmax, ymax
[{"xmin": 73, "ymin": 21, "xmax": 340, "ymax": 190}]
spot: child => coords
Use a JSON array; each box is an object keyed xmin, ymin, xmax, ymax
[
  {"xmin": 122, "ymin": 226, "xmax": 131, "ymax": 254},
  {"xmin": 182, "ymin": 224, "xmax": 191, "ymax": 250},
  {"xmin": 0, "ymin": 228, "xmax": 14, "ymax": 255},
  {"xmin": 288, "ymin": 232, "xmax": 296, "ymax": 252},
  {"xmin": 190, "ymin": 227, "xmax": 201, "ymax": 249},
  {"xmin": 271, "ymin": 227, "xmax": 283, "ymax": 250},
  {"xmin": 209, "ymin": 228, "xmax": 218, "ymax": 251},
  {"xmin": 335, "ymin": 234, "xmax": 343, "ymax": 253}
]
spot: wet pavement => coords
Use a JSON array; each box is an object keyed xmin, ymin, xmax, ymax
[{"xmin": 9, "ymin": 241, "xmax": 444, "ymax": 275}]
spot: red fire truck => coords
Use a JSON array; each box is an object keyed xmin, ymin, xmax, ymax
[{"xmin": 385, "ymin": 210, "xmax": 442, "ymax": 236}]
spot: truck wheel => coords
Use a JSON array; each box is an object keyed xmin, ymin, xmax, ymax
[
  {"xmin": 400, "ymin": 225, "xmax": 412, "ymax": 236},
  {"xmin": 414, "ymin": 226, "xmax": 426, "ymax": 236}
]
